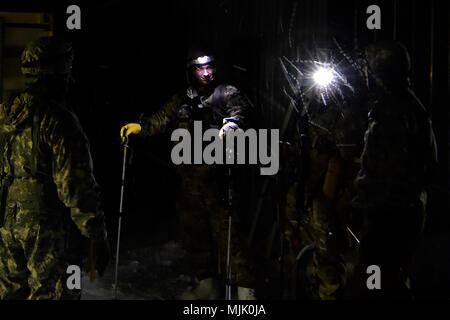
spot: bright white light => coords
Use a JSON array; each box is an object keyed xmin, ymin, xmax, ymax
[
  {"xmin": 197, "ymin": 56, "xmax": 209, "ymax": 64},
  {"xmin": 313, "ymin": 67, "xmax": 334, "ymax": 88}
]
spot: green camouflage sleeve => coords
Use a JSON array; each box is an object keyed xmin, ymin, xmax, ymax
[
  {"xmin": 204, "ymin": 84, "xmax": 252, "ymax": 129},
  {"xmin": 354, "ymin": 100, "xmax": 418, "ymax": 207},
  {"xmin": 42, "ymin": 107, "xmax": 106, "ymax": 240},
  {"xmin": 223, "ymin": 85, "xmax": 251, "ymax": 128},
  {"xmin": 139, "ymin": 92, "xmax": 184, "ymax": 137}
]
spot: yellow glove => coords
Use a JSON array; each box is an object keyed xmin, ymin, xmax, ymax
[{"xmin": 120, "ymin": 123, "xmax": 142, "ymax": 141}]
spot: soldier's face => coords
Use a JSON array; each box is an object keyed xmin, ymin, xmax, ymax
[{"xmin": 193, "ymin": 64, "xmax": 215, "ymax": 86}]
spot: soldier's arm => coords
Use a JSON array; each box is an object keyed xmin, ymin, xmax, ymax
[
  {"xmin": 354, "ymin": 107, "xmax": 403, "ymax": 206},
  {"xmin": 221, "ymin": 85, "xmax": 252, "ymax": 129},
  {"xmin": 42, "ymin": 108, "xmax": 106, "ymax": 240},
  {"xmin": 138, "ymin": 92, "xmax": 184, "ymax": 137},
  {"xmin": 364, "ymin": 105, "xmax": 413, "ymax": 179}
]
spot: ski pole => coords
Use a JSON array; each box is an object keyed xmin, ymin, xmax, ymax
[
  {"xmin": 225, "ymin": 167, "xmax": 233, "ymax": 300},
  {"xmin": 114, "ymin": 135, "xmax": 129, "ymax": 300}
]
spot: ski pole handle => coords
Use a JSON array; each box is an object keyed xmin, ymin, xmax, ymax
[{"xmin": 122, "ymin": 135, "xmax": 129, "ymax": 148}]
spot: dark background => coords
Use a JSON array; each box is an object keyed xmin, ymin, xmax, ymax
[{"xmin": 1, "ymin": 0, "xmax": 449, "ymax": 298}]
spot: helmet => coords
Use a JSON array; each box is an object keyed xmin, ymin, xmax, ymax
[
  {"xmin": 365, "ymin": 41, "xmax": 411, "ymax": 85},
  {"xmin": 187, "ymin": 54, "xmax": 215, "ymax": 68},
  {"xmin": 185, "ymin": 45, "xmax": 217, "ymax": 88},
  {"xmin": 186, "ymin": 44, "xmax": 216, "ymax": 68},
  {"xmin": 21, "ymin": 37, "xmax": 74, "ymax": 80}
]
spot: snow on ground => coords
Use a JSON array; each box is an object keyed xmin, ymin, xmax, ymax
[{"xmin": 81, "ymin": 240, "xmax": 194, "ymax": 300}]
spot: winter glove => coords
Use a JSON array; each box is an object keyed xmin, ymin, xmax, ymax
[
  {"xmin": 120, "ymin": 123, "xmax": 141, "ymax": 142},
  {"xmin": 219, "ymin": 117, "xmax": 240, "ymax": 139}
]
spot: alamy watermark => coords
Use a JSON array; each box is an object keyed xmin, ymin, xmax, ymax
[
  {"xmin": 366, "ymin": 5, "xmax": 381, "ymax": 30},
  {"xmin": 66, "ymin": 265, "xmax": 81, "ymax": 290},
  {"xmin": 66, "ymin": 5, "xmax": 81, "ymax": 30},
  {"xmin": 366, "ymin": 265, "xmax": 381, "ymax": 290},
  {"xmin": 170, "ymin": 121, "xmax": 279, "ymax": 176}
]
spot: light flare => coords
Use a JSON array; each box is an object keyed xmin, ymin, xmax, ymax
[{"xmin": 313, "ymin": 67, "xmax": 334, "ymax": 88}]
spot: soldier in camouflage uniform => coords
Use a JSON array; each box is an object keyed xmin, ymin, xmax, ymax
[
  {"xmin": 296, "ymin": 88, "xmax": 369, "ymax": 300},
  {"xmin": 351, "ymin": 41, "xmax": 438, "ymax": 299},
  {"xmin": 282, "ymin": 47, "xmax": 371, "ymax": 299},
  {"xmin": 0, "ymin": 37, "xmax": 110, "ymax": 300},
  {"xmin": 121, "ymin": 49, "xmax": 255, "ymax": 299}
]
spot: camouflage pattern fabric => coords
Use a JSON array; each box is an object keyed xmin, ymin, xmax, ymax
[
  {"xmin": 0, "ymin": 91, "xmax": 106, "ymax": 300},
  {"xmin": 351, "ymin": 85, "xmax": 437, "ymax": 298},
  {"xmin": 354, "ymin": 87, "xmax": 437, "ymax": 209},
  {"xmin": 21, "ymin": 37, "xmax": 74, "ymax": 79},
  {"xmin": 138, "ymin": 84, "xmax": 254, "ymax": 288},
  {"xmin": 140, "ymin": 84, "xmax": 249, "ymax": 137},
  {"xmin": 176, "ymin": 164, "xmax": 255, "ymax": 287},
  {"xmin": 293, "ymin": 85, "xmax": 370, "ymax": 300}
]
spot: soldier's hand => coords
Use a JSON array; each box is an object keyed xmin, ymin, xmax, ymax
[
  {"xmin": 93, "ymin": 239, "xmax": 111, "ymax": 277},
  {"xmin": 219, "ymin": 121, "xmax": 239, "ymax": 139},
  {"xmin": 120, "ymin": 123, "xmax": 142, "ymax": 142}
]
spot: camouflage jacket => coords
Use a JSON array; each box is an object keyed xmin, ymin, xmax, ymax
[
  {"xmin": 0, "ymin": 91, "xmax": 106, "ymax": 240},
  {"xmin": 139, "ymin": 84, "xmax": 251, "ymax": 137},
  {"xmin": 301, "ymin": 88, "xmax": 370, "ymax": 198},
  {"xmin": 353, "ymin": 86, "xmax": 438, "ymax": 208}
]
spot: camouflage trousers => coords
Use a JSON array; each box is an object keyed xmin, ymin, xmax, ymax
[
  {"xmin": 0, "ymin": 204, "xmax": 79, "ymax": 300},
  {"xmin": 299, "ymin": 196, "xmax": 348, "ymax": 300},
  {"xmin": 176, "ymin": 165, "xmax": 255, "ymax": 289}
]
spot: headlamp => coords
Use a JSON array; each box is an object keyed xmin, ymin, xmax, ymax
[
  {"xmin": 187, "ymin": 55, "xmax": 215, "ymax": 67},
  {"xmin": 313, "ymin": 67, "xmax": 334, "ymax": 88}
]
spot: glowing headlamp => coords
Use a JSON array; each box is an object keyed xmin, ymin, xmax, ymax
[
  {"xmin": 188, "ymin": 55, "xmax": 215, "ymax": 67},
  {"xmin": 313, "ymin": 67, "xmax": 334, "ymax": 88}
]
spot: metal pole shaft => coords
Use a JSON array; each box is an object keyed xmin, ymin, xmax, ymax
[
  {"xmin": 114, "ymin": 139, "xmax": 128, "ymax": 300},
  {"xmin": 114, "ymin": 216, "xmax": 122, "ymax": 299},
  {"xmin": 226, "ymin": 215, "xmax": 232, "ymax": 300},
  {"xmin": 225, "ymin": 167, "xmax": 233, "ymax": 300}
]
